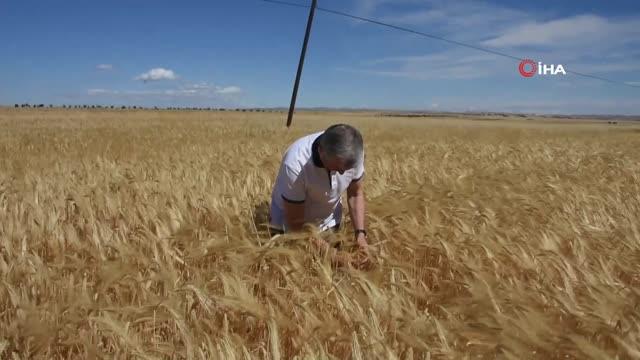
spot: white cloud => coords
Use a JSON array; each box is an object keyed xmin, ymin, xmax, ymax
[
  {"xmin": 483, "ymin": 15, "xmax": 640, "ymax": 48},
  {"xmin": 348, "ymin": 0, "xmax": 640, "ymax": 81},
  {"xmin": 354, "ymin": 0, "xmax": 424, "ymax": 17},
  {"xmin": 494, "ymin": 99, "xmax": 640, "ymax": 115},
  {"xmin": 185, "ymin": 82, "xmax": 210, "ymax": 90},
  {"xmin": 414, "ymin": 96, "xmax": 640, "ymax": 115},
  {"xmin": 86, "ymin": 81, "xmax": 243, "ymax": 99},
  {"xmin": 571, "ymin": 62, "xmax": 640, "ymax": 74},
  {"xmin": 82, "ymin": 85, "xmax": 245, "ymax": 107},
  {"xmin": 346, "ymin": 50, "xmax": 502, "ymax": 80},
  {"xmin": 88, "ymin": 88, "xmax": 117, "ymax": 95},
  {"xmin": 354, "ymin": 0, "xmax": 379, "ymax": 17},
  {"xmin": 215, "ymin": 86, "xmax": 242, "ymax": 94},
  {"xmin": 135, "ymin": 68, "xmax": 178, "ymax": 82},
  {"xmin": 177, "ymin": 82, "xmax": 242, "ymax": 95},
  {"xmin": 96, "ymin": 64, "xmax": 113, "ymax": 71},
  {"xmin": 345, "ymin": 1, "xmax": 531, "ymax": 80},
  {"xmin": 381, "ymin": 1, "xmax": 529, "ymax": 39}
]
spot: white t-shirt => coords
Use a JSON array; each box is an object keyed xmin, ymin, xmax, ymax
[{"xmin": 269, "ymin": 131, "xmax": 365, "ymax": 232}]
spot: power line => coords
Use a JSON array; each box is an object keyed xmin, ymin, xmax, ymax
[
  {"xmin": 262, "ymin": 0, "xmax": 309, "ymax": 9},
  {"xmin": 262, "ymin": 0, "xmax": 640, "ymax": 89}
]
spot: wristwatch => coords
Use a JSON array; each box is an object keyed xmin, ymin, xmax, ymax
[{"xmin": 354, "ymin": 229, "xmax": 367, "ymax": 237}]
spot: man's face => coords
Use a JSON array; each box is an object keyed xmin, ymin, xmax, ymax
[{"xmin": 319, "ymin": 147, "xmax": 350, "ymax": 174}]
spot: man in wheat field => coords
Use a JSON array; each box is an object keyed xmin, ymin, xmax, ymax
[{"xmin": 268, "ymin": 124, "xmax": 369, "ymax": 265}]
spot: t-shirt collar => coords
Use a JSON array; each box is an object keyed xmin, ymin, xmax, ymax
[{"xmin": 312, "ymin": 134, "xmax": 324, "ymax": 168}]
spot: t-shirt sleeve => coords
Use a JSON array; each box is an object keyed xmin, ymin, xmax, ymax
[
  {"xmin": 280, "ymin": 163, "xmax": 306, "ymax": 203},
  {"xmin": 352, "ymin": 151, "xmax": 365, "ymax": 182}
]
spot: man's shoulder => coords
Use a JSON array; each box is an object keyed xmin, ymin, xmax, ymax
[
  {"xmin": 282, "ymin": 131, "xmax": 323, "ymax": 169},
  {"xmin": 292, "ymin": 131, "xmax": 323, "ymax": 148}
]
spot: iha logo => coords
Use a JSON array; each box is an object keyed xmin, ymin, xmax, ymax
[{"xmin": 518, "ymin": 59, "xmax": 566, "ymax": 77}]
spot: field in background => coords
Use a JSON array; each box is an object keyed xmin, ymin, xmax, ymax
[{"xmin": 1, "ymin": 108, "xmax": 639, "ymax": 359}]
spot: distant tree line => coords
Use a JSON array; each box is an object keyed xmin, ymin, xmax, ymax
[{"xmin": 12, "ymin": 103, "xmax": 284, "ymax": 113}]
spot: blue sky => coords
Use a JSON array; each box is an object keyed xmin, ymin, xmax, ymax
[{"xmin": 1, "ymin": 0, "xmax": 639, "ymax": 114}]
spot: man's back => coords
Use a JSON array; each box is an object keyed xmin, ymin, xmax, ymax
[{"xmin": 269, "ymin": 130, "xmax": 364, "ymax": 232}]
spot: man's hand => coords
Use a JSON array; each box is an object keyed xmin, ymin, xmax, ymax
[
  {"xmin": 347, "ymin": 174, "xmax": 368, "ymax": 269},
  {"xmin": 310, "ymin": 236, "xmax": 351, "ymax": 267},
  {"xmin": 283, "ymin": 200, "xmax": 305, "ymax": 232},
  {"xmin": 353, "ymin": 232, "xmax": 372, "ymax": 269},
  {"xmin": 310, "ymin": 234, "xmax": 373, "ymax": 270},
  {"xmin": 356, "ymin": 232, "xmax": 368, "ymax": 249}
]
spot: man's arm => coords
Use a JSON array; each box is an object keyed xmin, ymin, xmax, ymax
[
  {"xmin": 282, "ymin": 198, "xmax": 305, "ymax": 232},
  {"xmin": 347, "ymin": 176, "xmax": 366, "ymax": 241},
  {"xmin": 279, "ymin": 162, "xmax": 306, "ymax": 232}
]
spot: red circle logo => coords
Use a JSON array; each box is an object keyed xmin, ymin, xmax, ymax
[{"xmin": 519, "ymin": 59, "xmax": 537, "ymax": 77}]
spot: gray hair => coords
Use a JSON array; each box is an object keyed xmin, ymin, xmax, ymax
[{"xmin": 319, "ymin": 124, "xmax": 363, "ymax": 168}]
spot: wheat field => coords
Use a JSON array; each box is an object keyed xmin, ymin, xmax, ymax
[{"xmin": 0, "ymin": 108, "xmax": 639, "ymax": 359}]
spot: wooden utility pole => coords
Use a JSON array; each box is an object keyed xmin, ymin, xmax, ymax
[{"xmin": 286, "ymin": 0, "xmax": 317, "ymax": 127}]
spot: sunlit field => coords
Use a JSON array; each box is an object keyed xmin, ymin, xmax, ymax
[{"xmin": 1, "ymin": 108, "xmax": 639, "ymax": 359}]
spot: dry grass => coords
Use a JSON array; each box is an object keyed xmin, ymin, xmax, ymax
[{"xmin": 0, "ymin": 108, "xmax": 639, "ymax": 359}]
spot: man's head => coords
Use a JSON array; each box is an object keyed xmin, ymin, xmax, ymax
[{"xmin": 318, "ymin": 124, "xmax": 363, "ymax": 174}]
